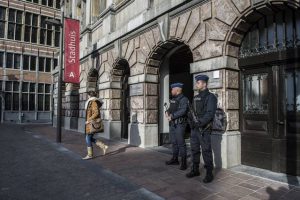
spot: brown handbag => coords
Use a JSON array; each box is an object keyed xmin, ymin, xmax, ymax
[{"xmin": 90, "ymin": 118, "xmax": 104, "ymax": 133}]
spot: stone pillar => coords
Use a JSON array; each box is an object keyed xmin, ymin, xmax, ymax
[
  {"xmin": 190, "ymin": 56, "xmax": 241, "ymax": 168},
  {"xmin": 128, "ymin": 74, "xmax": 159, "ymax": 148},
  {"xmin": 64, "ymin": 83, "xmax": 80, "ymax": 130},
  {"xmin": 52, "ymin": 70, "xmax": 66, "ymax": 128}
]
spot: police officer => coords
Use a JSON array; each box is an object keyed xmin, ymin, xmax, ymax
[
  {"xmin": 165, "ymin": 83, "xmax": 189, "ymax": 170},
  {"xmin": 186, "ymin": 75, "xmax": 217, "ymax": 183}
]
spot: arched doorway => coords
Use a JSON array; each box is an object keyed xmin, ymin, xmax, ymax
[
  {"xmin": 237, "ymin": 6, "xmax": 300, "ymax": 175},
  {"xmin": 113, "ymin": 59, "xmax": 130, "ymax": 139},
  {"xmin": 149, "ymin": 40, "xmax": 193, "ymax": 145}
]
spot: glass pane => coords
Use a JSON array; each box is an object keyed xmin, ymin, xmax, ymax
[
  {"xmin": 42, "ymin": 0, "xmax": 47, "ymax": 6},
  {"xmin": 296, "ymin": 12, "xmax": 300, "ymax": 46},
  {"xmin": 23, "ymin": 55, "xmax": 30, "ymax": 70},
  {"xmin": 0, "ymin": 7, "xmax": 6, "ymax": 20},
  {"xmin": 48, "ymin": 0, "xmax": 54, "ymax": 7},
  {"xmin": 24, "ymin": 26, "xmax": 31, "ymax": 42},
  {"xmin": 32, "ymin": 14, "xmax": 38, "ymax": 26},
  {"xmin": 22, "ymin": 93, "xmax": 29, "ymax": 111},
  {"xmin": 56, "ymin": 0, "xmax": 61, "ymax": 9},
  {"xmin": 45, "ymin": 84, "xmax": 51, "ymax": 93},
  {"xmin": 47, "ymin": 30, "xmax": 52, "ymax": 45},
  {"xmin": 38, "ymin": 94, "xmax": 44, "ymax": 111},
  {"xmin": 13, "ymin": 93, "xmax": 19, "ymax": 110},
  {"xmin": 29, "ymin": 93, "xmax": 35, "ymax": 110},
  {"xmin": 31, "ymin": 27, "xmax": 37, "ymax": 43},
  {"xmin": 267, "ymin": 15, "xmax": 275, "ymax": 48},
  {"xmin": 260, "ymin": 74, "xmax": 269, "ymax": 111},
  {"xmin": 38, "ymin": 83, "xmax": 44, "ymax": 93},
  {"xmin": 0, "ymin": 22, "xmax": 5, "ymax": 38},
  {"xmin": 296, "ymin": 69, "xmax": 300, "ymax": 111},
  {"xmin": 39, "ymin": 57, "xmax": 45, "ymax": 72},
  {"xmin": 30, "ymin": 56, "xmax": 36, "ymax": 71},
  {"xmin": 25, "ymin": 13, "xmax": 31, "ymax": 25},
  {"xmin": 14, "ymin": 54, "xmax": 21, "ymax": 69},
  {"xmin": 5, "ymin": 93, "xmax": 12, "ymax": 110},
  {"xmin": 15, "ymin": 24, "xmax": 22, "ymax": 40},
  {"xmin": 6, "ymin": 53, "xmax": 13, "ymax": 68},
  {"xmin": 285, "ymin": 8, "xmax": 294, "ymax": 48},
  {"xmin": 16, "ymin": 11, "xmax": 22, "ymax": 24},
  {"xmin": 258, "ymin": 17, "xmax": 266, "ymax": 49},
  {"xmin": 285, "ymin": 71, "xmax": 294, "ymax": 111},
  {"xmin": 5, "ymin": 81, "xmax": 12, "ymax": 91},
  {"xmin": 22, "ymin": 82, "xmax": 29, "ymax": 92},
  {"xmin": 40, "ymin": 29, "xmax": 46, "ymax": 44},
  {"xmin": 8, "ymin": 23, "xmax": 15, "ymax": 39},
  {"xmin": 13, "ymin": 82, "xmax": 19, "ymax": 91},
  {"xmin": 276, "ymin": 11, "xmax": 284, "ymax": 49},
  {"xmin": 55, "ymin": 31, "xmax": 60, "ymax": 47},
  {"xmin": 33, "ymin": 0, "xmax": 39, "ymax": 3},
  {"xmin": 244, "ymin": 73, "xmax": 269, "ymax": 114},
  {"xmin": 0, "ymin": 52, "xmax": 3, "ymax": 67},
  {"xmin": 40, "ymin": 16, "xmax": 46, "ymax": 28},
  {"xmin": 45, "ymin": 58, "xmax": 51, "ymax": 72},
  {"xmin": 45, "ymin": 94, "xmax": 50, "ymax": 111},
  {"xmin": 53, "ymin": 58, "xmax": 58, "ymax": 69},
  {"xmin": 30, "ymin": 82, "xmax": 35, "ymax": 92},
  {"xmin": 8, "ymin": 9, "xmax": 15, "ymax": 22}
]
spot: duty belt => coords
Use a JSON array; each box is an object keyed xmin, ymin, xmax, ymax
[{"xmin": 173, "ymin": 117, "xmax": 187, "ymax": 125}]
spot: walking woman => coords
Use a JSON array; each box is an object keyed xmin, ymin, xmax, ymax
[{"xmin": 83, "ymin": 90, "xmax": 108, "ymax": 160}]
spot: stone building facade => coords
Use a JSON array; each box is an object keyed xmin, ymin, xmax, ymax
[
  {"xmin": 0, "ymin": 0, "xmax": 61, "ymax": 123},
  {"xmin": 57, "ymin": 0, "xmax": 300, "ymax": 175}
]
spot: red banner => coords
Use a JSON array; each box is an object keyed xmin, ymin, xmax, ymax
[{"xmin": 64, "ymin": 18, "xmax": 80, "ymax": 83}]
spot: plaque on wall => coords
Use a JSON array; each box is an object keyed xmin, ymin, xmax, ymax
[
  {"xmin": 193, "ymin": 70, "xmax": 223, "ymax": 89},
  {"xmin": 130, "ymin": 83, "xmax": 144, "ymax": 96}
]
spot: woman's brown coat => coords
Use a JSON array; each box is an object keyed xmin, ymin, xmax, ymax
[{"xmin": 85, "ymin": 100, "xmax": 101, "ymax": 134}]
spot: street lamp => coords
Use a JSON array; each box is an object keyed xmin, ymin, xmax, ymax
[{"xmin": 45, "ymin": 14, "xmax": 64, "ymax": 143}]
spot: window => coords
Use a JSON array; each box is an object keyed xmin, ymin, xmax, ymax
[
  {"xmin": 42, "ymin": 0, "xmax": 47, "ymax": 6},
  {"xmin": 40, "ymin": 16, "xmax": 56, "ymax": 46},
  {"xmin": 8, "ymin": 9, "xmax": 23, "ymax": 40},
  {"xmin": 5, "ymin": 81, "xmax": 20, "ymax": 111},
  {"xmin": 243, "ymin": 73, "xmax": 269, "ymax": 114},
  {"xmin": 0, "ymin": 7, "xmax": 6, "ymax": 38},
  {"xmin": 23, "ymin": 55, "xmax": 30, "ymax": 70},
  {"xmin": 14, "ymin": 54, "xmax": 21, "ymax": 69},
  {"xmin": 54, "ymin": 25, "xmax": 60, "ymax": 47},
  {"xmin": 29, "ymin": 82, "xmax": 36, "ymax": 111},
  {"xmin": 6, "ymin": 53, "xmax": 13, "ymax": 68},
  {"xmin": 0, "ymin": 51, "xmax": 4, "ymax": 68},
  {"xmin": 45, "ymin": 58, "xmax": 51, "ymax": 72},
  {"xmin": 56, "ymin": 0, "xmax": 61, "ymax": 9},
  {"xmin": 37, "ymin": 83, "xmax": 51, "ymax": 111},
  {"xmin": 30, "ymin": 56, "xmax": 37, "ymax": 71},
  {"xmin": 5, "ymin": 53, "xmax": 21, "ymax": 69},
  {"xmin": 53, "ymin": 58, "xmax": 58, "ymax": 69},
  {"xmin": 22, "ymin": 82, "xmax": 30, "ymax": 111},
  {"xmin": 39, "ymin": 57, "xmax": 45, "ymax": 72},
  {"xmin": 24, "ymin": 12, "xmax": 38, "ymax": 43}
]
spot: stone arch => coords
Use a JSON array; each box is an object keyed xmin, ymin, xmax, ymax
[
  {"xmin": 145, "ymin": 39, "xmax": 194, "ymax": 77},
  {"xmin": 224, "ymin": 0, "xmax": 300, "ymax": 57}
]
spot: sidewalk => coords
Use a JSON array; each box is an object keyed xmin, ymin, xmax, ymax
[{"xmin": 26, "ymin": 125, "xmax": 300, "ymax": 200}]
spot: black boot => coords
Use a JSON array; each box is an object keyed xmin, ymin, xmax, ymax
[
  {"xmin": 165, "ymin": 156, "xmax": 179, "ymax": 165},
  {"xmin": 179, "ymin": 157, "xmax": 187, "ymax": 170},
  {"xmin": 203, "ymin": 169, "xmax": 214, "ymax": 183},
  {"xmin": 186, "ymin": 164, "xmax": 200, "ymax": 178}
]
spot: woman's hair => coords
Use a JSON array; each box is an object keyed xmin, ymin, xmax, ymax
[{"xmin": 88, "ymin": 90, "xmax": 97, "ymax": 97}]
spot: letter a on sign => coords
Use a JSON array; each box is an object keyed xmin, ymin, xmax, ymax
[{"xmin": 64, "ymin": 18, "xmax": 80, "ymax": 83}]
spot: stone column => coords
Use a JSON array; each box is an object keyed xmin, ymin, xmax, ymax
[
  {"xmin": 190, "ymin": 56, "xmax": 241, "ymax": 168},
  {"xmin": 64, "ymin": 83, "xmax": 80, "ymax": 130},
  {"xmin": 127, "ymin": 74, "xmax": 159, "ymax": 148},
  {"xmin": 52, "ymin": 70, "xmax": 66, "ymax": 128}
]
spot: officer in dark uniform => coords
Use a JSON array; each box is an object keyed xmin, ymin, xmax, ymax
[
  {"xmin": 186, "ymin": 75, "xmax": 217, "ymax": 183},
  {"xmin": 165, "ymin": 83, "xmax": 189, "ymax": 170}
]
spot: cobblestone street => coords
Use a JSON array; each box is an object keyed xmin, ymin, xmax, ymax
[{"xmin": 1, "ymin": 124, "xmax": 296, "ymax": 200}]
